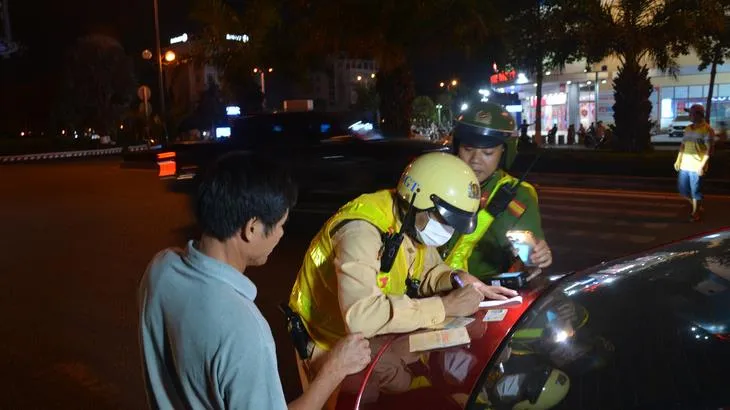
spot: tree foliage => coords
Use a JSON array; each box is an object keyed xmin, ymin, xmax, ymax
[
  {"xmin": 288, "ymin": 0, "xmax": 506, "ymax": 137},
  {"xmin": 412, "ymin": 96, "xmax": 437, "ymax": 127},
  {"xmin": 688, "ymin": 0, "xmax": 730, "ymax": 120},
  {"xmin": 575, "ymin": 0, "xmax": 691, "ymax": 151},
  {"xmin": 57, "ymin": 34, "xmax": 136, "ymax": 136},
  {"xmin": 190, "ymin": 0, "xmax": 280, "ymax": 111},
  {"xmin": 495, "ymin": 0, "xmax": 583, "ymax": 144}
]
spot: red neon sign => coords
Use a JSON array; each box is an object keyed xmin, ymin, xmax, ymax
[{"xmin": 490, "ymin": 70, "xmax": 517, "ymax": 85}]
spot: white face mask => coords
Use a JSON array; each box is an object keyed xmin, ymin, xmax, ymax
[{"xmin": 416, "ymin": 215, "xmax": 455, "ymax": 247}]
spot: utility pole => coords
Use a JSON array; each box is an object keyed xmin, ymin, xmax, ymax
[{"xmin": 153, "ymin": 0, "xmax": 169, "ymax": 141}]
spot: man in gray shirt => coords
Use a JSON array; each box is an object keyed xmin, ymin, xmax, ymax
[{"xmin": 139, "ymin": 153, "xmax": 371, "ymax": 409}]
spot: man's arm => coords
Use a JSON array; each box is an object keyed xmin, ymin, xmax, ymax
[
  {"xmin": 288, "ymin": 334, "xmax": 370, "ymax": 410},
  {"xmin": 333, "ymin": 220, "xmax": 446, "ymax": 337},
  {"xmin": 418, "ymin": 247, "xmax": 458, "ymax": 296}
]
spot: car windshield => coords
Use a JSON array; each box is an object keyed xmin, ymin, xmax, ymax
[
  {"xmin": 467, "ymin": 230, "xmax": 730, "ymax": 410},
  {"xmin": 232, "ymin": 112, "xmax": 351, "ymax": 145}
]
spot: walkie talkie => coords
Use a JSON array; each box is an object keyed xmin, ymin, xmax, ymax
[
  {"xmin": 485, "ymin": 153, "xmax": 541, "ymax": 218},
  {"xmin": 380, "ymin": 192, "xmax": 417, "ymax": 274}
]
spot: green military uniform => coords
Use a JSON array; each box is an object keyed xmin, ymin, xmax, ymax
[
  {"xmin": 440, "ymin": 101, "xmax": 546, "ymax": 279},
  {"xmin": 441, "ymin": 169, "xmax": 544, "ymax": 278}
]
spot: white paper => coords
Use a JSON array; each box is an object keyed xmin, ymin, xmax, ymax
[
  {"xmin": 479, "ymin": 295, "xmax": 523, "ymax": 308},
  {"xmin": 483, "ymin": 309, "xmax": 508, "ymax": 322}
]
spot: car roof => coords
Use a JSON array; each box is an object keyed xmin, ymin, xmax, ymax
[{"xmin": 336, "ymin": 228, "xmax": 730, "ymax": 410}]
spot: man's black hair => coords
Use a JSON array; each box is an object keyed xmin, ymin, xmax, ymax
[{"xmin": 195, "ymin": 152, "xmax": 297, "ymax": 241}]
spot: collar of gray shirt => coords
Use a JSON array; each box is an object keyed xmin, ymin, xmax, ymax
[{"xmin": 183, "ymin": 240, "xmax": 258, "ymax": 301}]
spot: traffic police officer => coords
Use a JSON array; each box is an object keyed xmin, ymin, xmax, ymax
[
  {"xmin": 442, "ymin": 101, "xmax": 553, "ymax": 279},
  {"xmin": 288, "ymin": 152, "xmax": 518, "ymax": 378}
]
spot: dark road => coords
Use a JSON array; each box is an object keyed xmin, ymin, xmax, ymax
[{"xmin": 1, "ymin": 159, "xmax": 729, "ymax": 409}]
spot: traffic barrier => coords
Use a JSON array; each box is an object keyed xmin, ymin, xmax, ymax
[{"xmin": 0, "ymin": 144, "xmax": 150, "ymax": 163}]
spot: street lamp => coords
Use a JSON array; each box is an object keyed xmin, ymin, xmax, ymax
[
  {"xmin": 451, "ymin": 79, "xmax": 458, "ymax": 87},
  {"xmin": 164, "ymin": 50, "xmax": 176, "ymax": 62},
  {"xmin": 253, "ymin": 67, "xmax": 274, "ymax": 108}
]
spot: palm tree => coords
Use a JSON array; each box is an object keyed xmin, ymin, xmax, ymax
[
  {"xmin": 690, "ymin": 0, "xmax": 730, "ymax": 122},
  {"xmin": 577, "ymin": 0, "xmax": 690, "ymax": 151}
]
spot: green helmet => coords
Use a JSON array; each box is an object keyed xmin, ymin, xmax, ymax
[{"xmin": 453, "ymin": 101, "xmax": 519, "ymax": 169}]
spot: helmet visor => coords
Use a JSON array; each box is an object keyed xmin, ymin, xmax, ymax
[{"xmin": 431, "ymin": 194, "xmax": 478, "ymax": 234}]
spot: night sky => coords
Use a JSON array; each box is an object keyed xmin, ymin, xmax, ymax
[
  {"xmin": 0, "ymin": 0, "xmax": 490, "ymax": 134},
  {"xmin": 0, "ymin": 0, "xmax": 190, "ymax": 132}
]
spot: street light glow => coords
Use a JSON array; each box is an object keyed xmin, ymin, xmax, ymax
[
  {"xmin": 253, "ymin": 68, "xmax": 259, "ymax": 73},
  {"xmin": 545, "ymin": 71, "xmax": 552, "ymax": 76},
  {"xmin": 460, "ymin": 103, "xmax": 469, "ymax": 111},
  {"xmin": 439, "ymin": 82, "xmax": 445, "ymax": 88},
  {"xmin": 356, "ymin": 75, "xmax": 363, "ymax": 81},
  {"xmin": 268, "ymin": 68, "xmax": 273, "ymax": 73},
  {"xmin": 142, "ymin": 49, "xmax": 153, "ymax": 60},
  {"xmin": 451, "ymin": 79, "xmax": 458, "ymax": 86},
  {"xmin": 164, "ymin": 50, "xmax": 176, "ymax": 62},
  {"xmin": 371, "ymin": 73, "xmax": 376, "ymax": 79}
]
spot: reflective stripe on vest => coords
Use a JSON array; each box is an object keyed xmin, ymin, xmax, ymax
[
  {"xmin": 288, "ymin": 190, "xmax": 426, "ymax": 350},
  {"xmin": 445, "ymin": 174, "xmax": 530, "ymax": 271}
]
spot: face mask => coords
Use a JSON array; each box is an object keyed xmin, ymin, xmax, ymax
[{"xmin": 416, "ymin": 215, "xmax": 455, "ymax": 247}]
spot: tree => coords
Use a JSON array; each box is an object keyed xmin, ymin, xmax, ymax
[
  {"xmin": 412, "ymin": 96, "xmax": 437, "ymax": 128},
  {"xmin": 290, "ymin": 0, "xmax": 507, "ymax": 137},
  {"xmin": 57, "ymin": 34, "xmax": 136, "ymax": 137},
  {"xmin": 193, "ymin": 77, "xmax": 228, "ymax": 134},
  {"xmin": 690, "ymin": 0, "xmax": 730, "ymax": 122},
  {"xmin": 190, "ymin": 0, "xmax": 280, "ymax": 111},
  {"xmin": 498, "ymin": 0, "xmax": 583, "ymax": 145},
  {"xmin": 576, "ymin": 0, "xmax": 689, "ymax": 152}
]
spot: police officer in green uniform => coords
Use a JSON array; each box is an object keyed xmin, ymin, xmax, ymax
[{"xmin": 441, "ymin": 101, "xmax": 553, "ymax": 279}]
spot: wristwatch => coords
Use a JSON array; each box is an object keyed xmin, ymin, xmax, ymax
[{"xmin": 450, "ymin": 271, "xmax": 466, "ymax": 288}]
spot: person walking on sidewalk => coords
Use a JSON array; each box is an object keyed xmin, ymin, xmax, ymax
[{"xmin": 674, "ymin": 104, "xmax": 714, "ymax": 222}]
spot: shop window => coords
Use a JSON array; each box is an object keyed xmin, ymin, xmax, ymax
[
  {"xmin": 675, "ymin": 86, "xmax": 689, "ymax": 99},
  {"xmin": 660, "ymin": 86, "xmax": 674, "ymax": 99},
  {"xmin": 719, "ymin": 84, "xmax": 730, "ymax": 98},
  {"xmin": 661, "ymin": 98, "xmax": 674, "ymax": 118},
  {"xmin": 704, "ymin": 84, "xmax": 719, "ymax": 98},
  {"xmin": 689, "ymin": 85, "xmax": 704, "ymax": 99}
]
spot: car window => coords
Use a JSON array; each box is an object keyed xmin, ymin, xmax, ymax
[
  {"xmin": 674, "ymin": 115, "xmax": 691, "ymax": 122},
  {"xmin": 232, "ymin": 113, "xmax": 350, "ymax": 146},
  {"xmin": 467, "ymin": 232, "xmax": 730, "ymax": 410}
]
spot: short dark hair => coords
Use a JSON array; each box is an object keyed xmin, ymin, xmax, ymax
[{"xmin": 195, "ymin": 152, "xmax": 297, "ymax": 240}]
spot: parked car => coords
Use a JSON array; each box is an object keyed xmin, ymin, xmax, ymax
[
  {"xmin": 155, "ymin": 111, "xmax": 450, "ymax": 211},
  {"xmin": 329, "ymin": 228, "xmax": 730, "ymax": 409},
  {"xmin": 669, "ymin": 115, "xmax": 693, "ymax": 139}
]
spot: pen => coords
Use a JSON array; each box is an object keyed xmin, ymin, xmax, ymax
[{"xmin": 451, "ymin": 271, "xmax": 466, "ymax": 288}]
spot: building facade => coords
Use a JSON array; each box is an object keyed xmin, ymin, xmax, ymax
[
  {"xmin": 490, "ymin": 52, "xmax": 730, "ymax": 135},
  {"xmin": 308, "ymin": 57, "xmax": 379, "ymax": 111}
]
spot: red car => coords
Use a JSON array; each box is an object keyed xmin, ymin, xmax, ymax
[{"xmin": 326, "ymin": 228, "xmax": 730, "ymax": 410}]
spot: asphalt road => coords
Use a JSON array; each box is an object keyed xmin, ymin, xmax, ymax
[{"xmin": 1, "ymin": 159, "xmax": 729, "ymax": 409}]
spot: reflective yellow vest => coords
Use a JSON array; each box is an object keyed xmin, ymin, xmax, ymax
[
  {"xmin": 289, "ymin": 190, "xmax": 427, "ymax": 350},
  {"xmin": 445, "ymin": 174, "xmax": 536, "ymax": 271}
]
